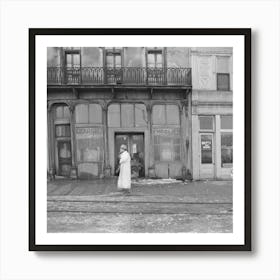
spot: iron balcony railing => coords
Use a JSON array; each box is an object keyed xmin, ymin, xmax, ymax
[{"xmin": 47, "ymin": 67, "xmax": 192, "ymax": 86}]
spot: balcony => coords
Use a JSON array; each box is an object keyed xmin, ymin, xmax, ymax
[{"xmin": 47, "ymin": 67, "xmax": 192, "ymax": 87}]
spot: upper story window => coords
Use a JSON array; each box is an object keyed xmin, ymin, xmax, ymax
[
  {"xmin": 105, "ymin": 48, "xmax": 122, "ymax": 83},
  {"xmin": 216, "ymin": 56, "xmax": 230, "ymax": 91},
  {"xmin": 65, "ymin": 49, "xmax": 81, "ymax": 84},
  {"xmin": 147, "ymin": 48, "xmax": 163, "ymax": 68},
  {"xmin": 105, "ymin": 48, "xmax": 122, "ymax": 68}
]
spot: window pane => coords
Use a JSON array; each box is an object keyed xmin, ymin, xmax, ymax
[
  {"xmin": 73, "ymin": 54, "xmax": 80, "ymax": 67},
  {"xmin": 221, "ymin": 133, "xmax": 233, "ymax": 166},
  {"xmin": 153, "ymin": 128, "xmax": 181, "ymax": 161},
  {"xmin": 76, "ymin": 127, "xmax": 104, "ymax": 162},
  {"xmin": 201, "ymin": 135, "xmax": 213, "ymax": 164},
  {"xmin": 108, "ymin": 104, "xmax": 120, "ymax": 127},
  {"xmin": 66, "ymin": 54, "xmax": 72, "ymax": 67},
  {"xmin": 115, "ymin": 55, "xmax": 121, "ymax": 67},
  {"xmin": 63, "ymin": 106, "xmax": 70, "ymax": 118},
  {"xmin": 135, "ymin": 104, "xmax": 147, "ymax": 127},
  {"xmin": 121, "ymin": 104, "xmax": 134, "ymax": 127},
  {"xmin": 106, "ymin": 55, "xmax": 113, "ymax": 67},
  {"xmin": 156, "ymin": 53, "xmax": 162, "ymax": 68},
  {"xmin": 152, "ymin": 105, "xmax": 165, "ymax": 125},
  {"xmin": 148, "ymin": 53, "xmax": 155, "ymax": 67},
  {"xmin": 199, "ymin": 116, "xmax": 213, "ymax": 130},
  {"xmin": 89, "ymin": 104, "xmax": 102, "ymax": 124},
  {"xmin": 55, "ymin": 106, "xmax": 64, "ymax": 119},
  {"xmin": 75, "ymin": 104, "xmax": 89, "ymax": 123},
  {"xmin": 221, "ymin": 115, "xmax": 233, "ymax": 129},
  {"xmin": 56, "ymin": 124, "xmax": 71, "ymax": 137},
  {"xmin": 217, "ymin": 56, "xmax": 229, "ymax": 73},
  {"xmin": 217, "ymin": 73, "xmax": 230, "ymax": 90},
  {"xmin": 166, "ymin": 105, "xmax": 179, "ymax": 125}
]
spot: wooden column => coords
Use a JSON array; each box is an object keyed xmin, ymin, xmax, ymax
[
  {"xmin": 102, "ymin": 103, "xmax": 111, "ymax": 177},
  {"xmin": 69, "ymin": 103, "xmax": 77, "ymax": 179},
  {"xmin": 47, "ymin": 104, "xmax": 55, "ymax": 179}
]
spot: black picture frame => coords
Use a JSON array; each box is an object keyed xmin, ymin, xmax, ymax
[{"xmin": 29, "ymin": 28, "xmax": 251, "ymax": 251}]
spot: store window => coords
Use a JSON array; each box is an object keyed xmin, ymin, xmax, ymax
[
  {"xmin": 152, "ymin": 104, "xmax": 180, "ymax": 161},
  {"xmin": 108, "ymin": 103, "xmax": 147, "ymax": 128},
  {"xmin": 153, "ymin": 128, "xmax": 181, "ymax": 161},
  {"xmin": 220, "ymin": 115, "xmax": 233, "ymax": 167}
]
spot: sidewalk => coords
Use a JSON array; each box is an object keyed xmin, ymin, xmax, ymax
[{"xmin": 48, "ymin": 178, "xmax": 232, "ymax": 203}]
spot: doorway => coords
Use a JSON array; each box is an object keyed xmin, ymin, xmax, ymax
[
  {"xmin": 115, "ymin": 133, "xmax": 145, "ymax": 178},
  {"xmin": 199, "ymin": 133, "xmax": 215, "ymax": 179},
  {"xmin": 57, "ymin": 140, "xmax": 72, "ymax": 176}
]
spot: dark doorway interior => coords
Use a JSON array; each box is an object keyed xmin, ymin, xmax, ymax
[{"xmin": 115, "ymin": 133, "xmax": 145, "ymax": 178}]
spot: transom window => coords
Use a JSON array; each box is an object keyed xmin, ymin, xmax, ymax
[
  {"xmin": 75, "ymin": 103, "xmax": 102, "ymax": 124},
  {"xmin": 152, "ymin": 104, "xmax": 179, "ymax": 125},
  {"xmin": 199, "ymin": 116, "xmax": 214, "ymax": 131},
  {"xmin": 55, "ymin": 105, "xmax": 70, "ymax": 119},
  {"xmin": 108, "ymin": 103, "xmax": 147, "ymax": 128}
]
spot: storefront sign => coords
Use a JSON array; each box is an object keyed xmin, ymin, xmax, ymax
[
  {"xmin": 76, "ymin": 127, "xmax": 103, "ymax": 139},
  {"xmin": 153, "ymin": 127, "xmax": 180, "ymax": 136},
  {"xmin": 201, "ymin": 140, "xmax": 212, "ymax": 150}
]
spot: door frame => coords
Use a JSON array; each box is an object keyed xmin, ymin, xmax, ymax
[
  {"xmin": 108, "ymin": 128, "xmax": 149, "ymax": 177},
  {"xmin": 114, "ymin": 132, "xmax": 145, "ymax": 177}
]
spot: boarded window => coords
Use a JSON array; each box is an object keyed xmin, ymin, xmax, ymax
[
  {"xmin": 121, "ymin": 104, "xmax": 134, "ymax": 127},
  {"xmin": 153, "ymin": 128, "xmax": 181, "ymax": 161},
  {"xmin": 89, "ymin": 104, "xmax": 102, "ymax": 124},
  {"xmin": 199, "ymin": 116, "xmax": 213, "ymax": 130},
  {"xmin": 75, "ymin": 104, "xmax": 89, "ymax": 123},
  {"xmin": 108, "ymin": 104, "xmax": 121, "ymax": 127},
  {"xmin": 221, "ymin": 115, "xmax": 233, "ymax": 129},
  {"xmin": 217, "ymin": 73, "xmax": 230, "ymax": 91},
  {"xmin": 221, "ymin": 133, "xmax": 233, "ymax": 166}
]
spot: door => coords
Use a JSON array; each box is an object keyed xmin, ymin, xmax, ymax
[
  {"xmin": 65, "ymin": 52, "xmax": 80, "ymax": 84},
  {"xmin": 115, "ymin": 133, "xmax": 145, "ymax": 178},
  {"xmin": 57, "ymin": 140, "xmax": 72, "ymax": 176},
  {"xmin": 199, "ymin": 134, "xmax": 215, "ymax": 179}
]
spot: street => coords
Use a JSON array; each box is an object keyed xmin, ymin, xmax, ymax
[{"xmin": 47, "ymin": 179, "xmax": 232, "ymax": 233}]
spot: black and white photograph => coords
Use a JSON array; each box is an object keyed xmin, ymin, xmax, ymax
[{"xmin": 30, "ymin": 29, "xmax": 251, "ymax": 250}]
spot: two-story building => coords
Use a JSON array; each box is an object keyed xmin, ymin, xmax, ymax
[{"xmin": 47, "ymin": 47, "xmax": 232, "ymax": 180}]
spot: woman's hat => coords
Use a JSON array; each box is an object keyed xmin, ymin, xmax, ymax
[{"xmin": 120, "ymin": 144, "xmax": 127, "ymax": 150}]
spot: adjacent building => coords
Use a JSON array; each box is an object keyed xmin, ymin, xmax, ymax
[{"xmin": 47, "ymin": 47, "xmax": 232, "ymax": 180}]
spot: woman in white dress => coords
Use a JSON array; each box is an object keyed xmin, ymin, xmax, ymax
[{"xmin": 117, "ymin": 144, "xmax": 131, "ymax": 194}]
